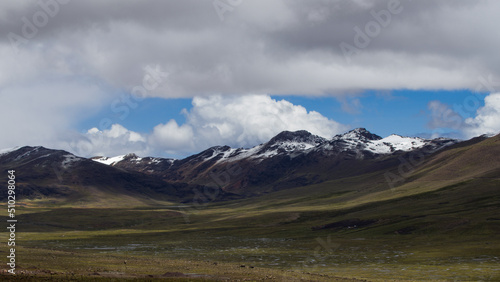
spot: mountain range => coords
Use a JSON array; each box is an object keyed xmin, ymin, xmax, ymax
[
  {"xmin": 4, "ymin": 128, "xmax": 499, "ymax": 281},
  {"xmin": 1, "ymin": 128, "xmax": 484, "ymax": 204},
  {"xmin": 91, "ymin": 128, "xmax": 459, "ymax": 196}
]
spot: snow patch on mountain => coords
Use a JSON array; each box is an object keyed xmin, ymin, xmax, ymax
[
  {"xmin": 319, "ymin": 129, "xmax": 431, "ymax": 155},
  {"xmin": 268, "ymin": 140, "xmax": 317, "ymax": 152},
  {"xmin": 213, "ymin": 134, "xmax": 322, "ymax": 163},
  {"xmin": 93, "ymin": 155, "xmax": 126, "ymax": 165},
  {"xmin": 148, "ymin": 158, "xmax": 165, "ymax": 165},
  {"xmin": 213, "ymin": 146, "xmax": 263, "ymax": 163},
  {"xmin": 336, "ymin": 128, "xmax": 382, "ymax": 142},
  {"xmin": 252, "ymin": 141, "xmax": 317, "ymax": 160},
  {"xmin": 366, "ymin": 135, "xmax": 426, "ymax": 154},
  {"xmin": 91, "ymin": 152, "xmax": 176, "ymax": 170},
  {"xmin": 13, "ymin": 146, "xmax": 43, "ymax": 161}
]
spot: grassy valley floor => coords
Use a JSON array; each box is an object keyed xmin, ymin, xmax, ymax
[{"xmin": 1, "ymin": 184, "xmax": 499, "ymax": 281}]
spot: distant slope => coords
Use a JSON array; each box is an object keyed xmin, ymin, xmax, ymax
[
  {"xmin": 214, "ymin": 133, "xmax": 500, "ymax": 238},
  {"xmin": 409, "ymin": 134, "xmax": 499, "ymax": 182},
  {"xmin": 375, "ymin": 134, "xmax": 499, "ymax": 200}
]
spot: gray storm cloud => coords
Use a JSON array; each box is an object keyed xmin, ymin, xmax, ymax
[
  {"xmin": 1, "ymin": 0, "xmax": 499, "ymax": 156},
  {"xmin": 2, "ymin": 0, "xmax": 499, "ymax": 97}
]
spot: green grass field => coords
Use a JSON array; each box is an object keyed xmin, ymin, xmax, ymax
[{"xmin": 2, "ymin": 171, "xmax": 499, "ymax": 281}]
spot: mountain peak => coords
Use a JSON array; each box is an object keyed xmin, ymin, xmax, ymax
[
  {"xmin": 124, "ymin": 153, "xmax": 140, "ymax": 160},
  {"xmin": 339, "ymin": 128, "xmax": 382, "ymax": 141},
  {"xmin": 271, "ymin": 130, "xmax": 312, "ymax": 139},
  {"xmin": 268, "ymin": 130, "xmax": 325, "ymax": 145},
  {"xmin": 250, "ymin": 130, "xmax": 327, "ymax": 157},
  {"xmin": 6, "ymin": 146, "xmax": 68, "ymax": 160}
]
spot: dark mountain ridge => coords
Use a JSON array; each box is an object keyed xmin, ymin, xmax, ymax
[
  {"xmin": 1, "ymin": 128, "xmax": 467, "ymax": 203},
  {"xmin": 0, "ymin": 146, "xmax": 236, "ymax": 203},
  {"xmin": 100, "ymin": 128, "xmax": 458, "ymax": 195}
]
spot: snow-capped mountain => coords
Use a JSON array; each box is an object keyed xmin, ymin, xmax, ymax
[
  {"xmin": 95, "ymin": 128, "xmax": 456, "ymax": 169},
  {"xmin": 318, "ymin": 128, "xmax": 456, "ymax": 156},
  {"xmin": 191, "ymin": 130, "xmax": 328, "ymax": 164},
  {"xmin": 0, "ymin": 129, "xmax": 493, "ymax": 200},
  {"xmin": 89, "ymin": 128, "xmax": 459, "ymax": 195}
]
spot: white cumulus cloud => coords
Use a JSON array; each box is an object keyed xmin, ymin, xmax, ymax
[
  {"xmin": 67, "ymin": 124, "xmax": 149, "ymax": 157},
  {"xmin": 149, "ymin": 120, "xmax": 195, "ymax": 155},
  {"xmin": 464, "ymin": 93, "xmax": 500, "ymax": 138},
  {"xmin": 426, "ymin": 93, "xmax": 500, "ymax": 139},
  {"xmin": 176, "ymin": 95, "xmax": 347, "ymax": 150},
  {"xmin": 66, "ymin": 95, "xmax": 347, "ymax": 157}
]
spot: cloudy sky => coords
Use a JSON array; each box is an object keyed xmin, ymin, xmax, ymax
[{"xmin": 1, "ymin": 0, "xmax": 500, "ymax": 158}]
